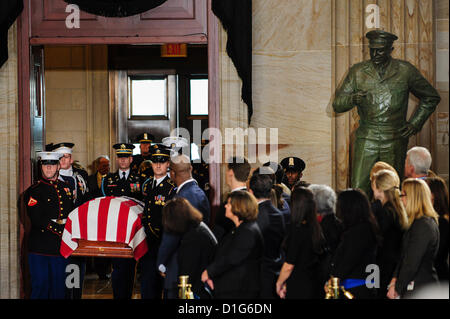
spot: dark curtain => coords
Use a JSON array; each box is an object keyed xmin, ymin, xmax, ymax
[
  {"xmin": 64, "ymin": 0, "xmax": 168, "ymax": 17},
  {"xmin": 212, "ymin": 0, "xmax": 253, "ymax": 124},
  {"xmin": 0, "ymin": 0, "xmax": 24, "ymax": 68}
]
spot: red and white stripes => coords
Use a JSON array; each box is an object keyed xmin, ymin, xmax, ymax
[{"xmin": 60, "ymin": 196, "xmax": 148, "ymax": 260}]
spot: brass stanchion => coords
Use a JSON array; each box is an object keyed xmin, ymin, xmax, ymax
[
  {"xmin": 178, "ymin": 275, "xmax": 194, "ymax": 299},
  {"xmin": 325, "ymin": 277, "xmax": 354, "ymax": 299}
]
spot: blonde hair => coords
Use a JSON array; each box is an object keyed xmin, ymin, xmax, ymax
[
  {"xmin": 370, "ymin": 161, "xmax": 397, "ymax": 183},
  {"xmin": 401, "ymin": 178, "xmax": 439, "ymax": 228},
  {"xmin": 373, "ymin": 169, "xmax": 408, "ymax": 229}
]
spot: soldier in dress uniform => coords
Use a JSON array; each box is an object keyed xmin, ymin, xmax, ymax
[
  {"xmin": 139, "ymin": 144, "xmax": 175, "ymax": 299},
  {"xmin": 280, "ymin": 156, "xmax": 306, "ymax": 190},
  {"xmin": 131, "ymin": 132, "xmax": 155, "ymax": 177},
  {"xmin": 101, "ymin": 143, "xmax": 143, "ymax": 201},
  {"xmin": 49, "ymin": 142, "xmax": 90, "ymax": 299},
  {"xmin": 25, "ymin": 152, "xmax": 74, "ymax": 299},
  {"xmin": 101, "ymin": 143, "xmax": 142, "ymax": 299},
  {"xmin": 49, "ymin": 142, "xmax": 90, "ymax": 207}
]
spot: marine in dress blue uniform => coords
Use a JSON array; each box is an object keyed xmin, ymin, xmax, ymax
[
  {"xmin": 25, "ymin": 152, "xmax": 75, "ymax": 299},
  {"xmin": 139, "ymin": 144, "xmax": 175, "ymax": 299}
]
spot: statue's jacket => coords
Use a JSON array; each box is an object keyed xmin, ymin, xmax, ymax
[{"xmin": 333, "ymin": 58, "xmax": 441, "ymax": 141}]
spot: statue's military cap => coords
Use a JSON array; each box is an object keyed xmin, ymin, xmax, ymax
[{"xmin": 366, "ymin": 30, "xmax": 398, "ymax": 48}]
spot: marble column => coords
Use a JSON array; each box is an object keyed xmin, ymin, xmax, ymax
[{"xmin": 0, "ymin": 22, "xmax": 20, "ymax": 298}]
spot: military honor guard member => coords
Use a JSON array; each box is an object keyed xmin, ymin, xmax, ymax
[
  {"xmin": 48, "ymin": 142, "xmax": 90, "ymax": 299},
  {"xmin": 280, "ymin": 157, "xmax": 306, "ymax": 190},
  {"xmin": 101, "ymin": 143, "xmax": 142, "ymax": 299},
  {"xmin": 48, "ymin": 142, "xmax": 90, "ymax": 208},
  {"xmin": 139, "ymin": 144, "xmax": 175, "ymax": 299},
  {"xmin": 25, "ymin": 152, "xmax": 75, "ymax": 299},
  {"xmin": 101, "ymin": 143, "xmax": 143, "ymax": 201},
  {"xmin": 131, "ymin": 132, "xmax": 155, "ymax": 175}
]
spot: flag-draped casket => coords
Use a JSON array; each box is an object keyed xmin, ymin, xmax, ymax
[{"xmin": 60, "ymin": 196, "xmax": 148, "ymax": 260}]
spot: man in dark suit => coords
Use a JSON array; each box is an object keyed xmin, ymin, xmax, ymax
[
  {"xmin": 170, "ymin": 154, "xmax": 210, "ymax": 222},
  {"xmin": 213, "ymin": 156, "xmax": 251, "ymax": 241},
  {"xmin": 101, "ymin": 143, "xmax": 142, "ymax": 299},
  {"xmin": 249, "ymin": 168, "xmax": 286, "ymax": 299},
  {"xmin": 87, "ymin": 155, "xmax": 110, "ymax": 199},
  {"xmin": 157, "ymin": 154, "xmax": 211, "ymax": 298}
]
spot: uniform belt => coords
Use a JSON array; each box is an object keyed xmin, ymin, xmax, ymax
[{"xmin": 51, "ymin": 219, "xmax": 67, "ymax": 225}]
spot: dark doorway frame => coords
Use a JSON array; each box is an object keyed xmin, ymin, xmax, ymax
[{"xmin": 17, "ymin": 0, "xmax": 221, "ymax": 298}]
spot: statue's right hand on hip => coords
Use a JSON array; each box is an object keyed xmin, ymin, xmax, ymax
[{"xmin": 400, "ymin": 122, "xmax": 419, "ymax": 138}]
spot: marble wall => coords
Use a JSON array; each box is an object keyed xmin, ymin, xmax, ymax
[
  {"xmin": 45, "ymin": 46, "xmax": 110, "ymax": 174},
  {"xmin": 435, "ymin": 0, "xmax": 449, "ymax": 183},
  {"xmin": 218, "ymin": 0, "xmax": 333, "ymax": 197},
  {"xmin": 0, "ymin": 23, "xmax": 20, "ymax": 298}
]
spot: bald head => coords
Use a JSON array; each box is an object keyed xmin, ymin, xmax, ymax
[{"xmin": 170, "ymin": 154, "xmax": 192, "ymax": 186}]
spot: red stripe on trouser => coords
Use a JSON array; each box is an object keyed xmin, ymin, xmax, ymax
[
  {"xmin": 116, "ymin": 202, "xmax": 130, "ymax": 242},
  {"xmin": 77, "ymin": 201, "xmax": 89, "ymax": 239},
  {"xmin": 97, "ymin": 197, "xmax": 112, "ymax": 241}
]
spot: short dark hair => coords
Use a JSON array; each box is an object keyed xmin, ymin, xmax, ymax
[
  {"xmin": 162, "ymin": 197, "xmax": 203, "ymax": 234},
  {"xmin": 249, "ymin": 169, "xmax": 273, "ymax": 199},
  {"xmin": 227, "ymin": 156, "xmax": 251, "ymax": 182}
]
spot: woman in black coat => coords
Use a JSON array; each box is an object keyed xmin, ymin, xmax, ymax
[
  {"xmin": 387, "ymin": 179, "xmax": 440, "ymax": 299},
  {"xmin": 328, "ymin": 189, "xmax": 381, "ymax": 299},
  {"xmin": 162, "ymin": 197, "xmax": 218, "ymax": 299},
  {"xmin": 371, "ymin": 169, "xmax": 408, "ymax": 298},
  {"xmin": 426, "ymin": 176, "xmax": 449, "ymax": 282},
  {"xmin": 201, "ymin": 191, "xmax": 264, "ymax": 299},
  {"xmin": 276, "ymin": 187, "xmax": 327, "ymax": 299}
]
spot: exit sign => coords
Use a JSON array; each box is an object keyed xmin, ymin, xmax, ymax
[{"xmin": 161, "ymin": 44, "xmax": 187, "ymax": 57}]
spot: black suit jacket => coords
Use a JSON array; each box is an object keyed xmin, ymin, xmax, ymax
[
  {"xmin": 372, "ymin": 200, "xmax": 404, "ymax": 292},
  {"xmin": 393, "ymin": 217, "xmax": 440, "ymax": 296},
  {"xmin": 258, "ymin": 200, "xmax": 286, "ymax": 270},
  {"xmin": 331, "ymin": 222, "xmax": 378, "ymax": 298},
  {"xmin": 87, "ymin": 172, "xmax": 103, "ymax": 199},
  {"xmin": 178, "ymin": 222, "xmax": 218, "ymax": 299},
  {"xmin": 207, "ymin": 221, "xmax": 264, "ymax": 299}
]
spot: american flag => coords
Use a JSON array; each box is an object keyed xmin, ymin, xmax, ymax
[{"xmin": 60, "ymin": 196, "xmax": 148, "ymax": 260}]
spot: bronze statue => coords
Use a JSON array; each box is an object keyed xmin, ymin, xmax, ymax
[{"xmin": 333, "ymin": 30, "xmax": 441, "ymax": 195}]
